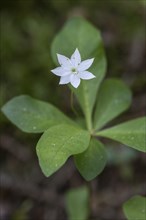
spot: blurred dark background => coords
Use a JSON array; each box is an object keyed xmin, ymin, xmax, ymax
[{"xmin": 0, "ymin": 1, "xmax": 146, "ymax": 220}]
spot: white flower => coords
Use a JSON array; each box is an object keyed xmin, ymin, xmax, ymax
[{"xmin": 51, "ymin": 48, "xmax": 96, "ymax": 88}]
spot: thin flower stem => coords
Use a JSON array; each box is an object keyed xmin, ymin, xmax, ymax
[
  {"xmin": 70, "ymin": 90, "xmax": 79, "ymax": 117},
  {"xmin": 86, "ymin": 115, "xmax": 92, "ymax": 132}
]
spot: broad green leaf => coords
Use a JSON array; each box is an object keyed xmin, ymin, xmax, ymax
[
  {"xmin": 97, "ymin": 117, "xmax": 146, "ymax": 152},
  {"xmin": 123, "ymin": 195, "xmax": 146, "ymax": 220},
  {"xmin": 1, "ymin": 95, "xmax": 75, "ymax": 133},
  {"xmin": 74, "ymin": 138, "xmax": 107, "ymax": 181},
  {"xmin": 65, "ymin": 186, "xmax": 89, "ymax": 220},
  {"xmin": 94, "ymin": 79, "xmax": 132, "ymax": 130},
  {"xmin": 51, "ymin": 17, "xmax": 107, "ymax": 130},
  {"xmin": 36, "ymin": 124, "xmax": 90, "ymax": 177}
]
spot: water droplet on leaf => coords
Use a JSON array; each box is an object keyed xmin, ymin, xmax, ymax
[
  {"xmin": 114, "ymin": 99, "xmax": 120, "ymax": 104},
  {"xmin": 36, "ymin": 115, "xmax": 41, "ymax": 118}
]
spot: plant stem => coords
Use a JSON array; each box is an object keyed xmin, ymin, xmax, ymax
[
  {"xmin": 70, "ymin": 90, "xmax": 79, "ymax": 117},
  {"xmin": 86, "ymin": 113, "xmax": 92, "ymax": 133}
]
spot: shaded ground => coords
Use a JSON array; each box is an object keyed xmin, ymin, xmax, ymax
[{"xmin": 1, "ymin": 132, "xmax": 146, "ymax": 220}]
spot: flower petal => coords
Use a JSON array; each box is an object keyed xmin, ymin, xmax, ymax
[
  {"xmin": 71, "ymin": 48, "xmax": 81, "ymax": 67},
  {"xmin": 51, "ymin": 67, "xmax": 70, "ymax": 76},
  {"xmin": 57, "ymin": 54, "xmax": 72, "ymax": 69},
  {"xmin": 78, "ymin": 58, "xmax": 94, "ymax": 71},
  {"xmin": 78, "ymin": 71, "xmax": 96, "ymax": 80},
  {"xmin": 70, "ymin": 74, "xmax": 81, "ymax": 88},
  {"xmin": 59, "ymin": 75, "xmax": 71, "ymax": 85}
]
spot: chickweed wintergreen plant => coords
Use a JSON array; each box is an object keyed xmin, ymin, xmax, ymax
[{"xmin": 1, "ymin": 17, "xmax": 145, "ymax": 182}]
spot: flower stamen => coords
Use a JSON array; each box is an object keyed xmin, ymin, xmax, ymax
[{"xmin": 71, "ymin": 68, "xmax": 77, "ymax": 74}]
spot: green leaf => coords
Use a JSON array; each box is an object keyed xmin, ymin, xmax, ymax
[
  {"xmin": 123, "ymin": 195, "xmax": 146, "ymax": 220},
  {"xmin": 36, "ymin": 124, "xmax": 90, "ymax": 177},
  {"xmin": 97, "ymin": 117, "xmax": 146, "ymax": 152},
  {"xmin": 94, "ymin": 79, "xmax": 132, "ymax": 130},
  {"xmin": 1, "ymin": 95, "xmax": 75, "ymax": 133},
  {"xmin": 51, "ymin": 17, "xmax": 107, "ymax": 131},
  {"xmin": 65, "ymin": 186, "xmax": 89, "ymax": 220},
  {"xmin": 74, "ymin": 138, "xmax": 107, "ymax": 181}
]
